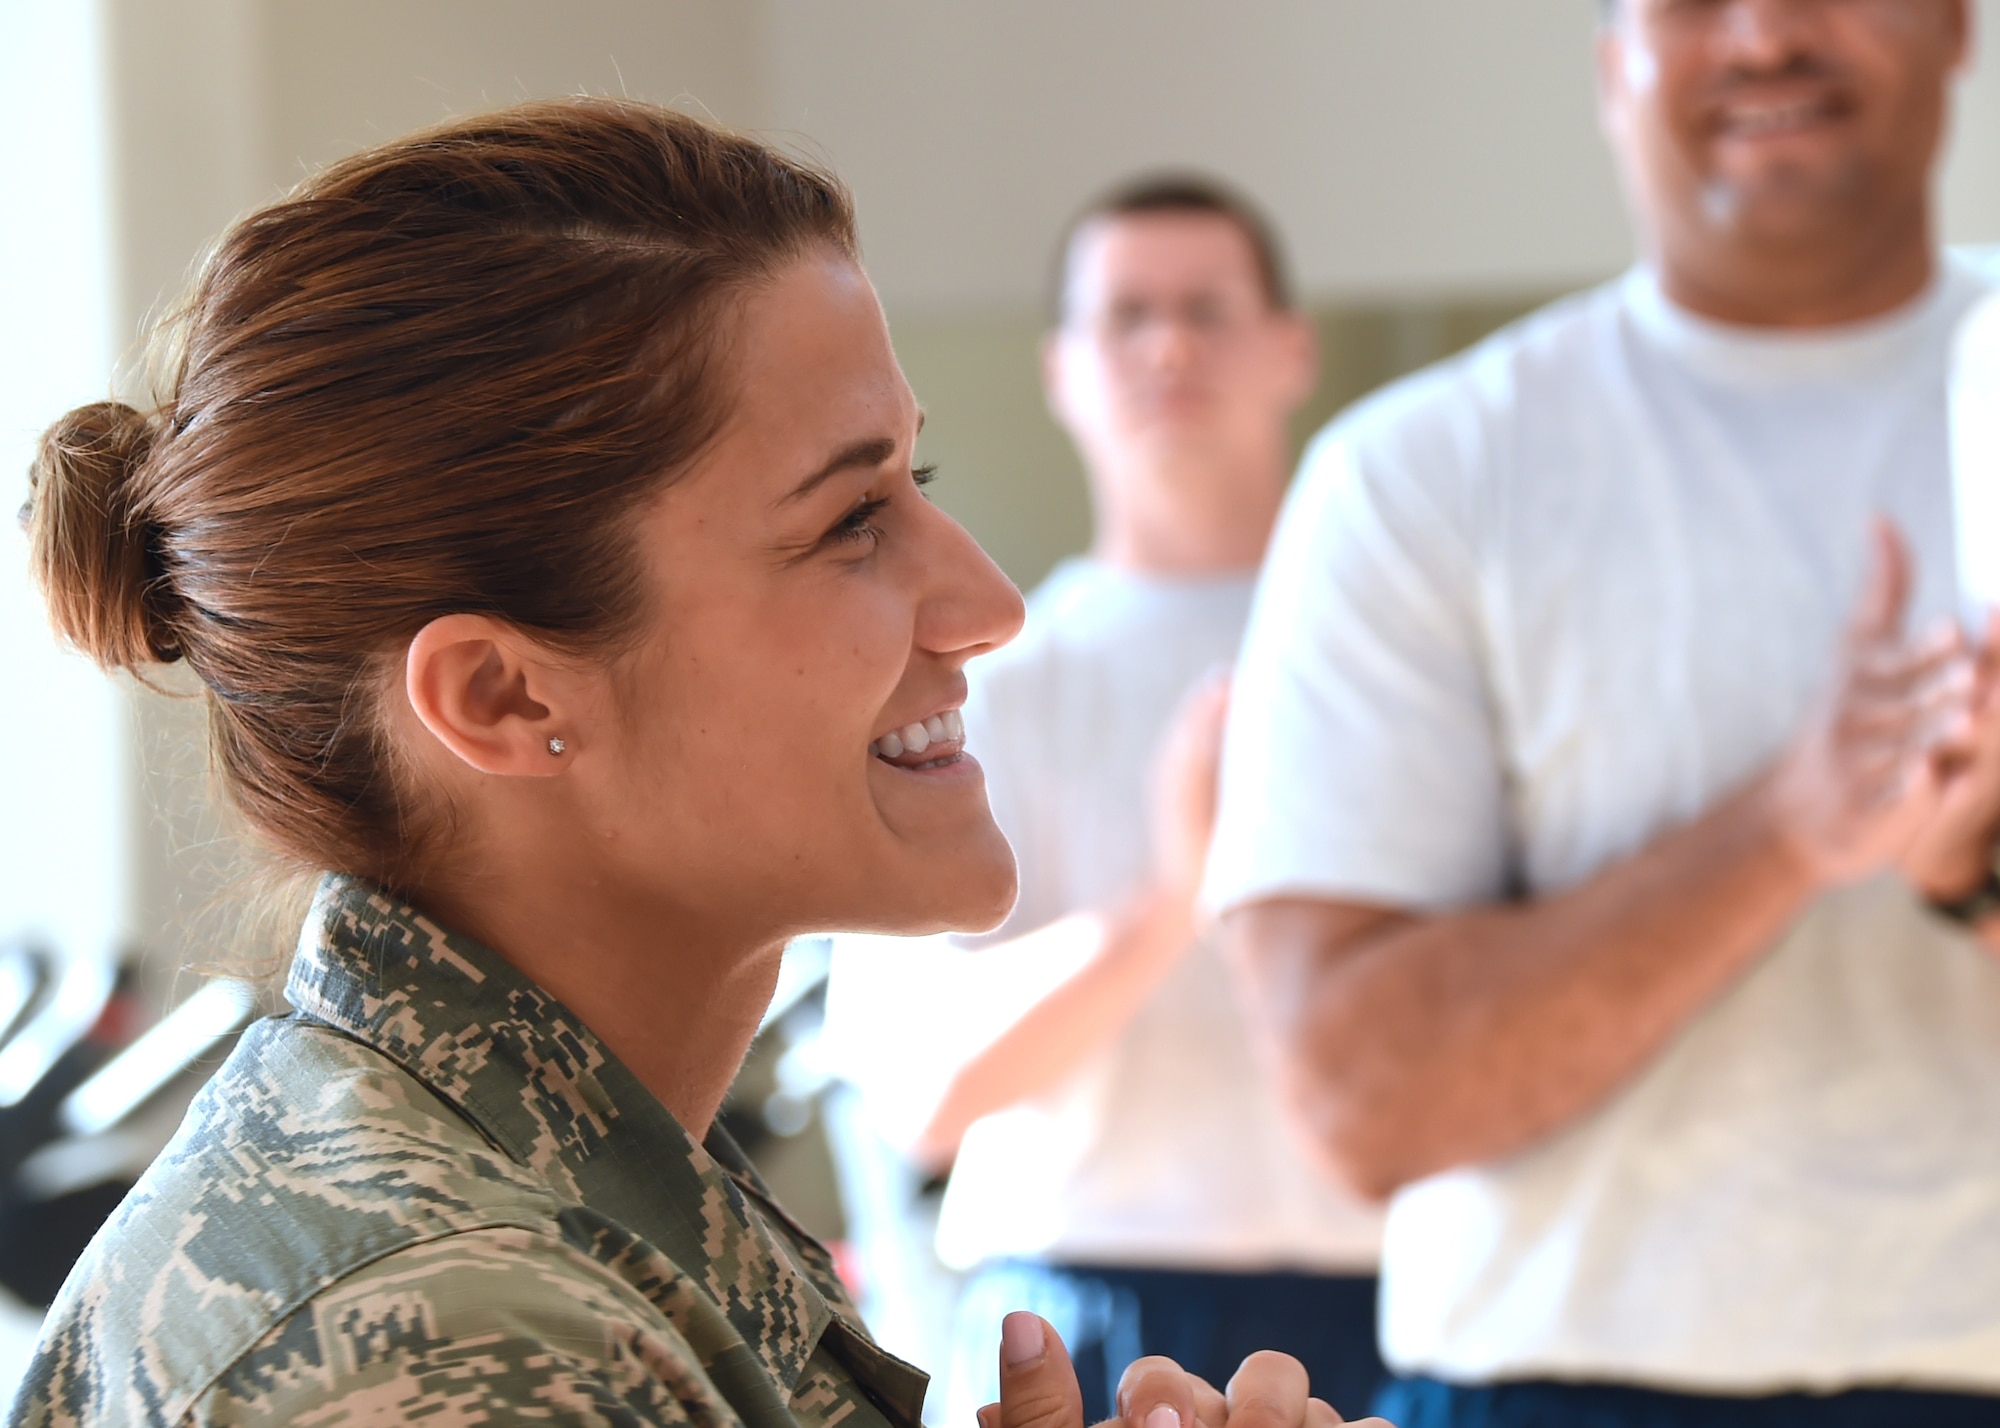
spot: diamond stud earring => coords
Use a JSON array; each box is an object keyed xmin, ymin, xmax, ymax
[{"xmin": 547, "ymin": 737, "xmax": 567, "ymax": 756}]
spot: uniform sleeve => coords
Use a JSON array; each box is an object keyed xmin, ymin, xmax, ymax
[
  {"xmin": 186, "ymin": 1227, "xmax": 737, "ymax": 1428},
  {"xmin": 1204, "ymin": 417, "xmax": 1511, "ymax": 914}
]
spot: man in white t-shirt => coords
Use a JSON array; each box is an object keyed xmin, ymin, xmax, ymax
[
  {"xmin": 824, "ymin": 178, "xmax": 1385, "ymax": 1422},
  {"xmin": 1206, "ymin": 2, "xmax": 2000, "ymax": 1425}
]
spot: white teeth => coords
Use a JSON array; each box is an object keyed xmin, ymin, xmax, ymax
[
  {"xmin": 872, "ymin": 709, "xmax": 967, "ymax": 761},
  {"xmin": 1729, "ymin": 101, "xmax": 1825, "ymax": 135}
]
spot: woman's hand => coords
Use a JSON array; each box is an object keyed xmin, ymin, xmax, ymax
[{"xmin": 977, "ymin": 1312, "xmax": 1392, "ymax": 1428}]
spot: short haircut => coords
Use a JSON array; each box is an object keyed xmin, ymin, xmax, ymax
[{"xmin": 1052, "ymin": 173, "xmax": 1295, "ymax": 319}]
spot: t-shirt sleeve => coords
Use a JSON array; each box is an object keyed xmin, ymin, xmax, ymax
[{"xmin": 1204, "ymin": 417, "xmax": 1511, "ymax": 914}]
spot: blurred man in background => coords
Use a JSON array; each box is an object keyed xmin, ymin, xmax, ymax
[
  {"xmin": 1207, "ymin": 2, "xmax": 2000, "ymax": 1425},
  {"xmin": 825, "ymin": 179, "xmax": 1385, "ymax": 1423}
]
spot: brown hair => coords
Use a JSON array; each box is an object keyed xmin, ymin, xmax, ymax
[
  {"xmin": 1051, "ymin": 172, "xmax": 1294, "ymax": 319},
  {"xmin": 22, "ymin": 97, "xmax": 856, "ymax": 887}
]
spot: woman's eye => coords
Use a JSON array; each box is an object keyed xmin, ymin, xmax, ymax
[
  {"xmin": 827, "ymin": 495, "xmax": 890, "ymax": 546},
  {"xmin": 824, "ymin": 467, "xmax": 940, "ymax": 548}
]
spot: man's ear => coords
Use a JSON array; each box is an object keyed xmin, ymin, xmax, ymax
[
  {"xmin": 1944, "ymin": 0, "xmax": 1973, "ymax": 75},
  {"xmin": 1594, "ymin": 20, "xmax": 1634, "ymax": 146},
  {"xmin": 1275, "ymin": 310, "xmax": 1319, "ymax": 415},
  {"xmin": 404, "ymin": 614, "xmax": 578, "ymax": 777},
  {"xmin": 1040, "ymin": 328, "xmax": 1078, "ymax": 435}
]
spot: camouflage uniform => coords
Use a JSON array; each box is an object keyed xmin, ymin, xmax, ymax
[{"xmin": 10, "ymin": 875, "xmax": 929, "ymax": 1427}]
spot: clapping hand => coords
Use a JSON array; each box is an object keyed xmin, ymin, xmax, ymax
[
  {"xmin": 1902, "ymin": 606, "xmax": 2000, "ymax": 949},
  {"xmin": 981, "ymin": 1312, "xmax": 1391, "ymax": 1428},
  {"xmin": 1765, "ymin": 520, "xmax": 1975, "ymax": 888}
]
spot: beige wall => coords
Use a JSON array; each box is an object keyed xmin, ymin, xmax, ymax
[
  {"xmin": 896, "ymin": 295, "xmax": 1559, "ymax": 589},
  {"xmin": 762, "ymin": 1, "xmax": 1628, "ymax": 310},
  {"xmin": 12, "ymin": 0, "xmax": 2000, "ymax": 968},
  {"xmin": 108, "ymin": 1, "xmax": 1634, "ymax": 314},
  {"xmin": 99, "ymin": 0, "xmax": 2000, "ymax": 321},
  {"xmin": 219, "ymin": 0, "xmax": 2000, "ymax": 592}
]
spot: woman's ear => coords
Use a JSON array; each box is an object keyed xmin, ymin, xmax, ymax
[{"xmin": 404, "ymin": 614, "xmax": 577, "ymax": 777}]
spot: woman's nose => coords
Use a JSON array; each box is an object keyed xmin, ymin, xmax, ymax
[{"xmin": 913, "ymin": 500, "xmax": 1026, "ymax": 660}]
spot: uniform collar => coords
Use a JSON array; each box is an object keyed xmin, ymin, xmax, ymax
[{"xmin": 284, "ymin": 873, "xmax": 884, "ymax": 1404}]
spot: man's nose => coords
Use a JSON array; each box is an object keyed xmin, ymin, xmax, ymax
[
  {"xmin": 1137, "ymin": 313, "xmax": 1201, "ymax": 372},
  {"xmin": 1718, "ymin": 0, "xmax": 1826, "ymax": 70}
]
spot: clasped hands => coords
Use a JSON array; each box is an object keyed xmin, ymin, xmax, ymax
[{"xmin": 981, "ymin": 1312, "xmax": 1386, "ymax": 1428}]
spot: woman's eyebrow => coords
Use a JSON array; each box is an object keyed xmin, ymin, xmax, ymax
[
  {"xmin": 778, "ymin": 412, "xmax": 926, "ymax": 507},
  {"xmin": 781, "ymin": 437, "xmax": 898, "ymax": 506}
]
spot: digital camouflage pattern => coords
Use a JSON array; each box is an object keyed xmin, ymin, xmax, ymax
[{"xmin": 10, "ymin": 874, "xmax": 928, "ymax": 1427}]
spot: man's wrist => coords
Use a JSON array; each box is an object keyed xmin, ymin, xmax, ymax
[
  {"xmin": 1909, "ymin": 818, "xmax": 2000, "ymax": 905},
  {"xmin": 1914, "ymin": 860, "xmax": 1992, "ymax": 906},
  {"xmin": 1738, "ymin": 769, "xmax": 1831, "ymax": 904},
  {"xmin": 1926, "ymin": 855, "xmax": 2000, "ymax": 928}
]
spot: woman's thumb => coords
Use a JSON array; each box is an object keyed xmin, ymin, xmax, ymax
[{"xmin": 980, "ymin": 1313, "xmax": 1083, "ymax": 1428}]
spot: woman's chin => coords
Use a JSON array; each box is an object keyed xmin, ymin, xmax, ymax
[
  {"xmin": 932, "ymin": 829, "xmax": 1020, "ymax": 933},
  {"xmin": 938, "ymin": 865, "xmax": 1019, "ymax": 935},
  {"xmin": 831, "ymin": 834, "xmax": 1018, "ymax": 938}
]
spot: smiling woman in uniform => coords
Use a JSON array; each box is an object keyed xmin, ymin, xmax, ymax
[{"xmin": 9, "ymin": 99, "xmax": 1363, "ymax": 1428}]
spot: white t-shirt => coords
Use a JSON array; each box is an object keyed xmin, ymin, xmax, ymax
[
  {"xmin": 1205, "ymin": 260, "xmax": 2000, "ymax": 1393},
  {"xmin": 825, "ymin": 559, "xmax": 1384, "ymax": 1273}
]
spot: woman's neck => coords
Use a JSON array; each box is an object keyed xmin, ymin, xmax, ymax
[{"xmin": 413, "ymin": 868, "xmax": 785, "ymax": 1140}]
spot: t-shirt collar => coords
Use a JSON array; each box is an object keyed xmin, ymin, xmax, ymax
[{"xmin": 1622, "ymin": 260, "xmax": 1963, "ymax": 387}]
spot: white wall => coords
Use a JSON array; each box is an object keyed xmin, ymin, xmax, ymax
[{"xmin": 0, "ymin": 0, "xmax": 131, "ymax": 964}]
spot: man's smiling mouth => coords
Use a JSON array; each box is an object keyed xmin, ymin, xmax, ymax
[{"xmin": 1715, "ymin": 93, "xmax": 1850, "ymax": 140}]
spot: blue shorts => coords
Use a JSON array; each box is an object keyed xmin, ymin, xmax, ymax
[
  {"xmin": 950, "ymin": 1259, "xmax": 1384, "ymax": 1422},
  {"xmin": 1373, "ymin": 1376, "xmax": 2000, "ymax": 1427}
]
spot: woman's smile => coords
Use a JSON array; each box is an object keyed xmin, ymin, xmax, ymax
[
  {"xmin": 569, "ymin": 250, "xmax": 1022, "ymax": 945},
  {"xmin": 871, "ymin": 706, "xmax": 968, "ymax": 767}
]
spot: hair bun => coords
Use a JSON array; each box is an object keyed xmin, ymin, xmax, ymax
[{"xmin": 21, "ymin": 400, "xmax": 183, "ymax": 670}]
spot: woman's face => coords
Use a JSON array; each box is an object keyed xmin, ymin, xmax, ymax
[{"xmin": 580, "ymin": 251, "xmax": 1024, "ymax": 944}]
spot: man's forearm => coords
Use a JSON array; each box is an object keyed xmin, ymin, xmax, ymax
[
  {"xmin": 1229, "ymin": 773, "xmax": 1824, "ymax": 1200},
  {"xmin": 915, "ymin": 888, "xmax": 1197, "ymax": 1166}
]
